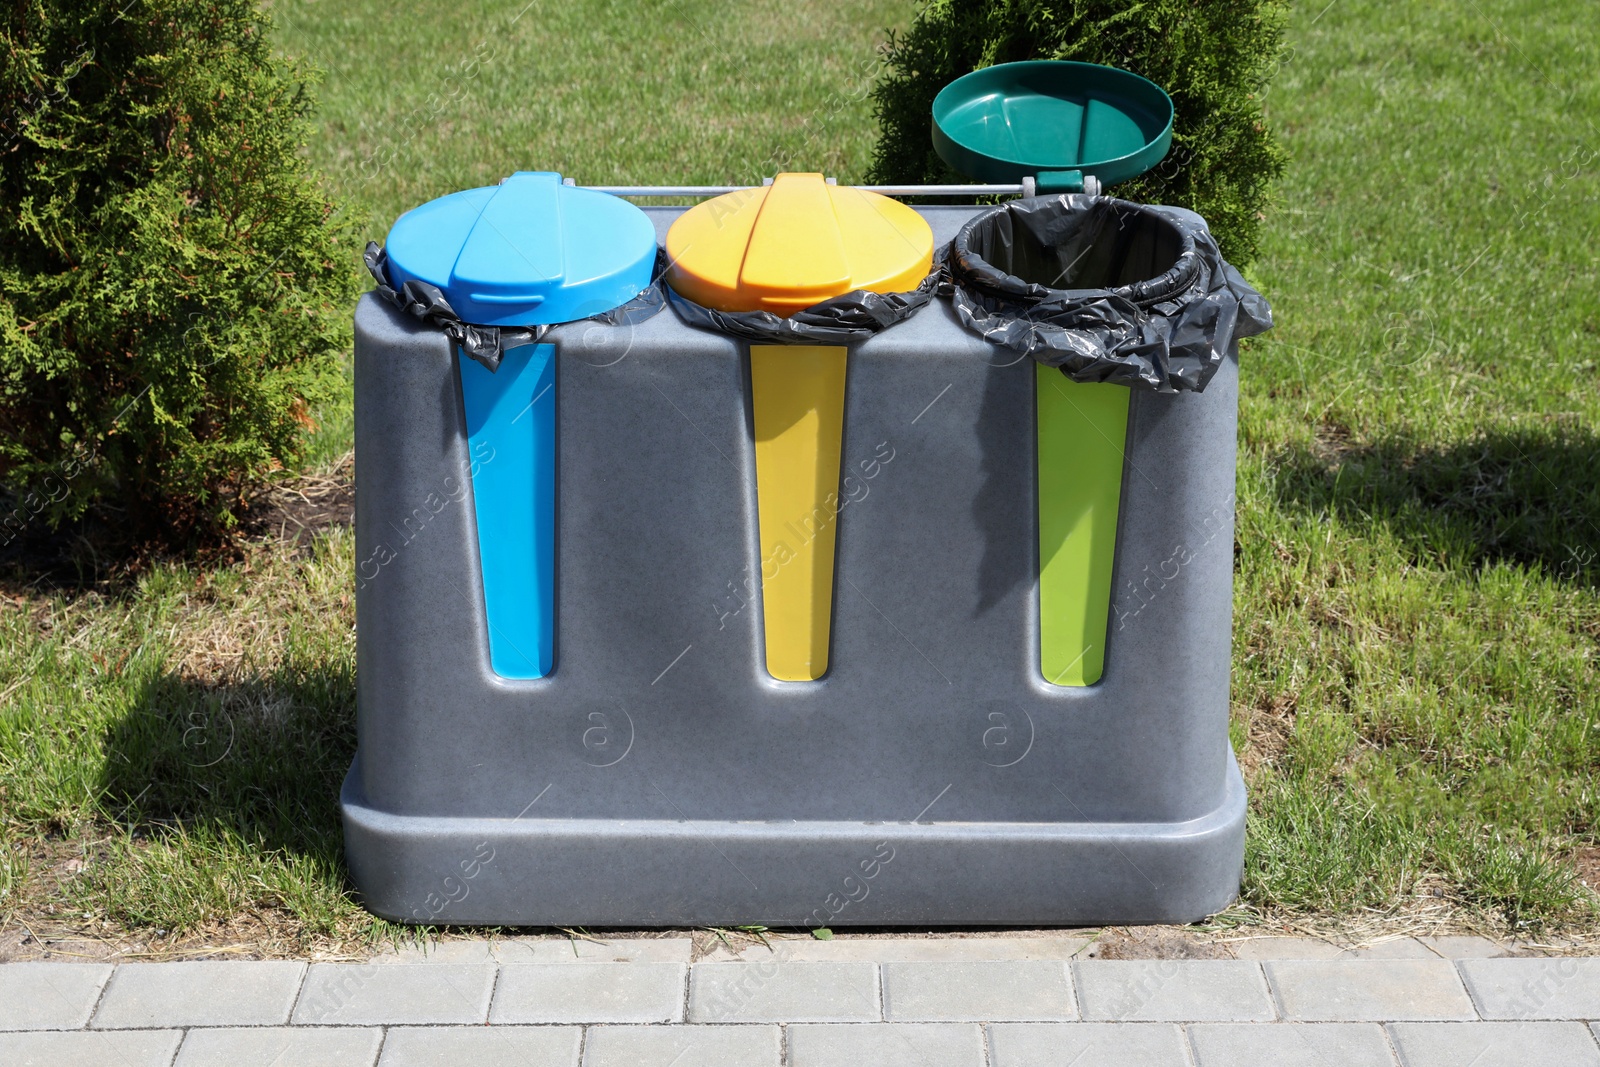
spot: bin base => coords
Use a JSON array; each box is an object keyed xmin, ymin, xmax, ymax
[{"xmin": 340, "ymin": 755, "xmax": 1245, "ymax": 927}]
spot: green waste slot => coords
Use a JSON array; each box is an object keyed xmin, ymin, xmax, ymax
[{"xmin": 1037, "ymin": 368, "xmax": 1129, "ymax": 687}]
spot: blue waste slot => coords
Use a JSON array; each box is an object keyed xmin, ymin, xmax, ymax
[{"xmin": 377, "ymin": 171, "xmax": 657, "ymax": 679}]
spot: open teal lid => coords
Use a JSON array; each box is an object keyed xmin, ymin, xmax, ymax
[
  {"xmin": 383, "ymin": 171, "xmax": 657, "ymax": 327},
  {"xmin": 932, "ymin": 61, "xmax": 1173, "ymax": 190}
]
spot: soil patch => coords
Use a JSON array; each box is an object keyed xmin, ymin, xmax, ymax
[{"xmin": 242, "ymin": 453, "xmax": 354, "ymax": 551}]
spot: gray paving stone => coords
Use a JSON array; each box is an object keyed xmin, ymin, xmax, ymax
[
  {"xmin": 495, "ymin": 937, "xmax": 691, "ymax": 964},
  {"xmin": 0, "ymin": 1029, "xmax": 182, "ymax": 1066},
  {"xmin": 688, "ymin": 961, "xmax": 878, "ymax": 1022},
  {"xmin": 1266, "ymin": 960, "xmax": 1476, "ymax": 1021},
  {"xmin": 175, "ymin": 1027, "xmax": 383, "ymax": 1067},
  {"xmin": 489, "ymin": 962, "xmax": 685, "ymax": 1023},
  {"xmin": 377, "ymin": 937, "xmax": 692, "ymax": 965},
  {"xmin": 0, "ymin": 963, "xmax": 112, "ymax": 1030},
  {"xmin": 881, "ymin": 961, "xmax": 1075, "ymax": 1021},
  {"xmin": 788, "ymin": 1023, "xmax": 983, "ymax": 1067},
  {"xmin": 1341, "ymin": 939, "xmax": 1438, "ymax": 960},
  {"xmin": 581, "ymin": 1024, "xmax": 778, "ymax": 1067},
  {"xmin": 988, "ymin": 1022, "xmax": 1189, "ymax": 1066},
  {"xmin": 1075, "ymin": 960, "xmax": 1274, "ymax": 1021},
  {"xmin": 378, "ymin": 1025, "xmax": 582, "ymax": 1067},
  {"xmin": 1457, "ymin": 958, "xmax": 1600, "ymax": 1019},
  {"xmin": 374, "ymin": 941, "xmax": 498, "ymax": 965},
  {"xmin": 92, "ymin": 961, "xmax": 306, "ymax": 1028},
  {"xmin": 293, "ymin": 963, "xmax": 494, "ymax": 1025},
  {"xmin": 1231, "ymin": 938, "xmax": 1440, "ymax": 961},
  {"xmin": 1188, "ymin": 1022, "xmax": 1397, "ymax": 1066},
  {"xmin": 728, "ymin": 938, "xmax": 1089, "ymax": 963},
  {"xmin": 1230, "ymin": 938, "xmax": 1346, "ymax": 961},
  {"xmin": 1418, "ymin": 936, "xmax": 1505, "ymax": 960},
  {"xmin": 1387, "ymin": 1021, "xmax": 1600, "ymax": 1067},
  {"xmin": 1505, "ymin": 939, "xmax": 1584, "ymax": 954}
]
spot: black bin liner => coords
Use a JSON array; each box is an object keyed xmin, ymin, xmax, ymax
[
  {"xmin": 948, "ymin": 196, "xmax": 1272, "ymax": 392},
  {"xmin": 363, "ymin": 241, "xmax": 668, "ymax": 372},
  {"xmin": 666, "ymin": 259, "xmax": 943, "ymax": 345}
]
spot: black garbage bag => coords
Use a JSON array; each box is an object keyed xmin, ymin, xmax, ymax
[
  {"xmin": 947, "ymin": 196, "xmax": 1272, "ymax": 392},
  {"xmin": 666, "ymin": 255, "xmax": 943, "ymax": 345},
  {"xmin": 363, "ymin": 242, "xmax": 669, "ymax": 372}
]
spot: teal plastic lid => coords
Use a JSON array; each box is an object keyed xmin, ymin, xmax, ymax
[
  {"xmin": 932, "ymin": 61, "xmax": 1173, "ymax": 188},
  {"xmin": 383, "ymin": 171, "xmax": 657, "ymax": 327}
]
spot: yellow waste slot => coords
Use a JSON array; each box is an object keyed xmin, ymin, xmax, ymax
[
  {"xmin": 750, "ymin": 345, "xmax": 848, "ymax": 680},
  {"xmin": 666, "ymin": 174, "xmax": 933, "ymax": 681}
]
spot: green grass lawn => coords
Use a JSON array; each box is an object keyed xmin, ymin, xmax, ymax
[
  {"xmin": 2, "ymin": 0, "xmax": 1597, "ymax": 954},
  {"xmin": 1236, "ymin": 0, "xmax": 1600, "ymax": 928}
]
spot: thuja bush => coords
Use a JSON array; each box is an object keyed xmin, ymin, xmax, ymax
[
  {"xmin": 869, "ymin": 0, "xmax": 1290, "ymax": 263},
  {"xmin": 0, "ymin": 0, "xmax": 355, "ymax": 543}
]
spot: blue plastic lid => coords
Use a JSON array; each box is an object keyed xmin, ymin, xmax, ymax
[{"xmin": 383, "ymin": 172, "xmax": 658, "ymax": 327}]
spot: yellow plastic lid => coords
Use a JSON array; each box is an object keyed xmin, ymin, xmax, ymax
[{"xmin": 665, "ymin": 173, "xmax": 935, "ymax": 316}]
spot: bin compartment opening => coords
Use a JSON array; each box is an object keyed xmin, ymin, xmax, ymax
[
  {"xmin": 956, "ymin": 197, "xmax": 1192, "ymax": 304},
  {"xmin": 948, "ymin": 195, "xmax": 1271, "ymax": 393}
]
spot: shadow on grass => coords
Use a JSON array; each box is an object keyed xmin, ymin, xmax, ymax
[
  {"xmin": 103, "ymin": 662, "xmax": 355, "ymax": 854},
  {"xmin": 0, "ymin": 461, "xmax": 352, "ymax": 600},
  {"xmin": 1272, "ymin": 423, "xmax": 1600, "ymax": 585}
]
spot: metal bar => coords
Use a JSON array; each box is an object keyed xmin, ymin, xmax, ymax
[
  {"xmin": 860, "ymin": 184, "xmax": 1027, "ymax": 196},
  {"xmin": 581, "ymin": 186, "xmax": 751, "ymax": 196},
  {"xmin": 578, "ymin": 183, "xmax": 1028, "ymax": 198}
]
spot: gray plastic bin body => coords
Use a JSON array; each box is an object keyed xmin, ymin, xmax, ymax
[{"xmin": 342, "ymin": 205, "xmax": 1245, "ymax": 927}]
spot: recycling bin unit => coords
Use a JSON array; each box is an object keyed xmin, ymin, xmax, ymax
[{"xmin": 344, "ymin": 63, "xmax": 1264, "ymax": 926}]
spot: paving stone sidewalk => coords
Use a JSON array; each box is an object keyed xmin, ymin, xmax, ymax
[{"xmin": 2, "ymin": 936, "xmax": 1598, "ymax": 1066}]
